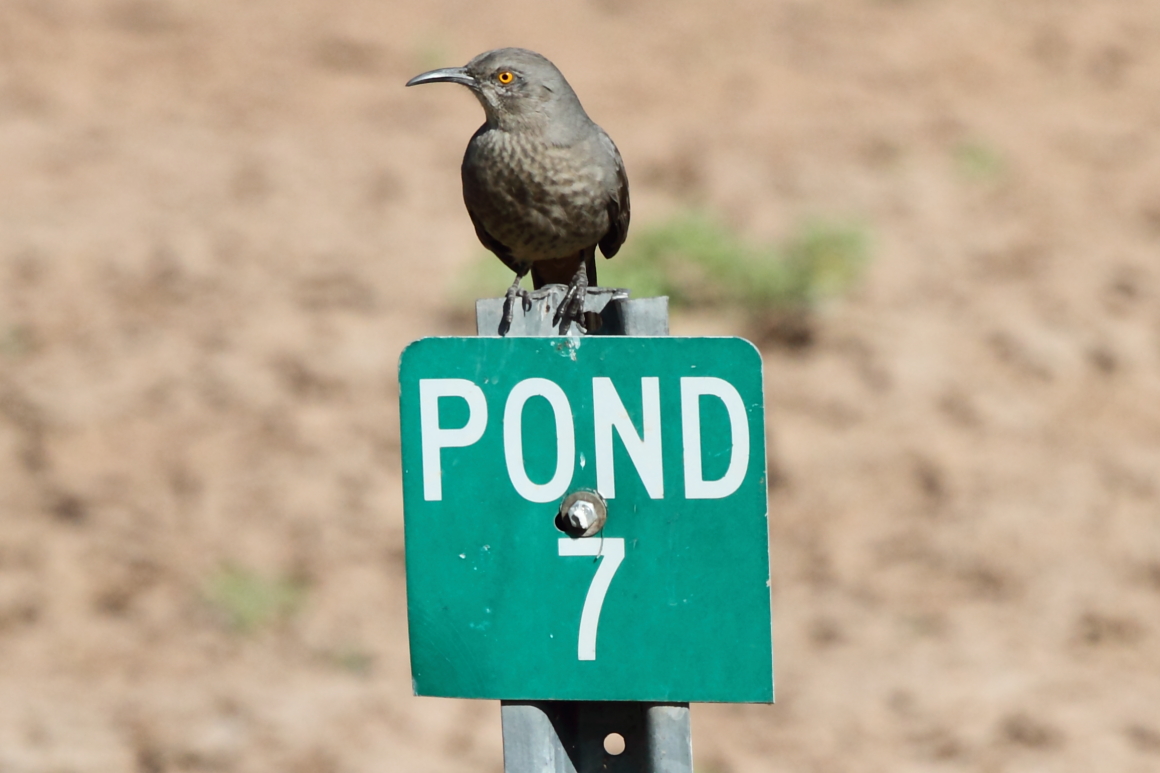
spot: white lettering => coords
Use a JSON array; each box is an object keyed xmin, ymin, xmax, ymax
[
  {"xmin": 504, "ymin": 378, "xmax": 575, "ymax": 502},
  {"xmin": 681, "ymin": 377, "xmax": 749, "ymax": 499},
  {"xmin": 419, "ymin": 379, "xmax": 488, "ymax": 501},
  {"xmin": 593, "ymin": 377, "xmax": 664, "ymax": 499},
  {"xmin": 558, "ymin": 537, "xmax": 625, "ymax": 661}
]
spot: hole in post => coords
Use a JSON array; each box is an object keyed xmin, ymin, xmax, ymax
[
  {"xmin": 583, "ymin": 310, "xmax": 603, "ymax": 333},
  {"xmin": 603, "ymin": 732, "xmax": 626, "ymax": 756},
  {"xmin": 553, "ymin": 511, "xmax": 574, "ymax": 535}
]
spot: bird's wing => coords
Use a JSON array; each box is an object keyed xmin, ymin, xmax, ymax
[
  {"xmin": 598, "ymin": 140, "xmax": 630, "ymax": 260},
  {"xmin": 465, "ymin": 200, "xmax": 523, "ymax": 275}
]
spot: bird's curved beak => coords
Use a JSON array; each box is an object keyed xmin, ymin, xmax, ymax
[{"xmin": 405, "ymin": 66, "xmax": 476, "ymax": 88}]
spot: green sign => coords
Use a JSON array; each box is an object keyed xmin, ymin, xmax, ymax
[{"xmin": 398, "ymin": 337, "xmax": 773, "ymax": 702}]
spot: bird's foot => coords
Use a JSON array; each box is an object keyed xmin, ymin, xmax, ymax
[
  {"xmin": 499, "ymin": 276, "xmax": 533, "ymax": 336},
  {"xmin": 552, "ymin": 267, "xmax": 589, "ymax": 335}
]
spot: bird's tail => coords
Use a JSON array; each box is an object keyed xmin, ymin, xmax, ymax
[{"xmin": 530, "ymin": 248, "xmax": 597, "ymax": 290}]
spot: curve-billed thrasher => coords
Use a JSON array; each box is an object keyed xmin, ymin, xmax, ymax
[{"xmin": 407, "ymin": 48, "xmax": 630, "ymax": 334}]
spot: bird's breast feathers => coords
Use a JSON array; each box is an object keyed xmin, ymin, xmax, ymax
[{"xmin": 462, "ymin": 127, "xmax": 618, "ymax": 261}]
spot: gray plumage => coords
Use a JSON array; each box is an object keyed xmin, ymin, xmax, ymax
[{"xmin": 407, "ymin": 48, "xmax": 630, "ymax": 333}]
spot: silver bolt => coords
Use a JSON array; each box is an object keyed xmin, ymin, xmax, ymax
[
  {"xmin": 565, "ymin": 499, "xmax": 598, "ymax": 533},
  {"xmin": 557, "ymin": 490, "xmax": 607, "ymax": 538}
]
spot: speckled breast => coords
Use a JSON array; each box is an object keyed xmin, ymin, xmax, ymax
[{"xmin": 462, "ymin": 129, "xmax": 614, "ymax": 263}]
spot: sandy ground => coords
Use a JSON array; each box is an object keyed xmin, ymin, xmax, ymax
[{"xmin": 2, "ymin": 0, "xmax": 1160, "ymax": 771}]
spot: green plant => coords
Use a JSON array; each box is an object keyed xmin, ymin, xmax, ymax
[
  {"xmin": 203, "ymin": 564, "xmax": 306, "ymax": 633},
  {"xmin": 326, "ymin": 645, "xmax": 375, "ymax": 675},
  {"xmin": 0, "ymin": 324, "xmax": 34, "ymax": 360},
  {"xmin": 954, "ymin": 140, "xmax": 1005, "ymax": 181},
  {"xmin": 412, "ymin": 37, "xmax": 452, "ymax": 71},
  {"xmin": 453, "ymin": 212, "xmax": 869, "ymax": 316}
]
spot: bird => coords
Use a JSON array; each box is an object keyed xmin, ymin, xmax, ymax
[{"xmin": 406, "ymin": 48, "xmax": 630, "ymax": 334}]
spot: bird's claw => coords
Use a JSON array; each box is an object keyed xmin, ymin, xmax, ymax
[
  {"xmin": 499, "ymin": 284, "xmax": 533, "ymax": 336},
  {"xmin": 552, "ymin": 285, "xmax": 587, "ymax": 334}
]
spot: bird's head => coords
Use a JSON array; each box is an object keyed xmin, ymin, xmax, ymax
[{"xmin": 406, "ymin": 48, "xmax": 590, "ymax": 135}]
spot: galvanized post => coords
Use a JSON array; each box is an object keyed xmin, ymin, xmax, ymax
[{"xmin": 475, "ymin": 286, "xmax": 692, "ymax": 773}]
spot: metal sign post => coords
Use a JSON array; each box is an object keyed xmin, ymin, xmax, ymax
[
  {"xmin": 397, "ymin": 286, "xmax": 774, "ymax": 773},
  {"xmin": 481, "ymin": 288, "xmax": 689, "ymax": 773}
]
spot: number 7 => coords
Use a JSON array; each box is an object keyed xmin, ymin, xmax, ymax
[{"xmin": 558, "ymin": 537, "xmax": 625, "ymax": 661}]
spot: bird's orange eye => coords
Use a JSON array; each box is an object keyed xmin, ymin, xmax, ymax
[{"xmin": 497, "ymin": 71, "xmax": 514, "ymax": 84}]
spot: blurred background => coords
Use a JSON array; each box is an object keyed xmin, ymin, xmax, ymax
[{"xmin": 1, "ymin": 0, "xmax": 1159, "ymax": 771}]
